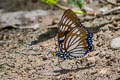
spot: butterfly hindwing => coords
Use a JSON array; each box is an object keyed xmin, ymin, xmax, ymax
[
  {"xmin": 58, "ymin": 19, "xmax": 91, "ymax": 57},
  {"xmin": 65, "ymin": 27, "xmax": 90, "ymax": 58}
]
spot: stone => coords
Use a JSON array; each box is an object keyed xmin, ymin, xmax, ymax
[{"xmin": 111, "ymin": 37, "xmax": 120, "ymax": 49}]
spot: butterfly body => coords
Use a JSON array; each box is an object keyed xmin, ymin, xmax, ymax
[{"xmin": 54, "ymin": 9, "xmax": 93, "ymax": 60}]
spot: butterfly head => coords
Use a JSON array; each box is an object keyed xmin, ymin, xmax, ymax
[
  {"xmin": 52, "ymin": 51, "xmax": 62, "ymax": 57},
  {"xmin": 53, "ymin": 50, "xmax": 73, "ymax": 59},
  {"xmin": 52, "ymin": 52, "xmax": 57, "ymax": 56}
]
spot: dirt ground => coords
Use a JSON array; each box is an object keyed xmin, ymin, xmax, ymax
[{"xmin": 0, "ymin": 0, "xmax": 120, "ymax": 80}]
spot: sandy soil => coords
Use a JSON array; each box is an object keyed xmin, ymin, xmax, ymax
[{"xmin": 0, "ymin": 0, "xmax": 120, "ymax": 80}]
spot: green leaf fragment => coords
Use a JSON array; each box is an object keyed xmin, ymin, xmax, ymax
[
  {"xmin": 40, "ymin": 0, "xmax": 58, "ymax": 5},
  {"xmin": 68, "ymin": 0, "xmax": 85, "ymax": 8}
]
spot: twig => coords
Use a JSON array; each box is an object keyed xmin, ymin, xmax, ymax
[
  {"xmin": 85, "ymin": 11, "xmax": 102, "ymax": 16},
  {"xmin": 102, "ymin": 6, "xmax": 120, "ymax": 15},
  {"xmin": 85, "ymin": 6, "xmax": 120, "ymax": 16},
  {"xmin": 55, "ymin": 4, "xmax": 67, "ymax": 10},
  {"xmin": 55, "ymin": 4, "xmax": 85, "ymax": 14},
  {"xmin": 106, "ymin": 0, "xmax": 117, "ymax": 5}
]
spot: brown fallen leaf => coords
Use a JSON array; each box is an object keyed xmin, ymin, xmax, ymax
[{"xmin": 88, "ymin": 51, "xmax": 99, "ymax": 56}]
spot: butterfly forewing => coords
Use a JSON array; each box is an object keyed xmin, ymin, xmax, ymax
[{"xmin": 58, "ymin": 9, "xmax": 80, "ymax": 46}]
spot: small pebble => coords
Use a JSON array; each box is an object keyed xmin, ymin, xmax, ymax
[
  {"xmin": 111, "ymin": 37, "xmax": 120, "ymax": 49},
  {"xmin": 99, "ymin": 68, "xmax": 110, "ymax": 74},
  {"xmin": 87, "ymin": 57, "xmax": 96, "ymax": 62}
]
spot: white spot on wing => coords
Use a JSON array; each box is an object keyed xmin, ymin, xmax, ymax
[
  {"xmin": 71, "ymin": 37, "xmax": 80, "ymax": 45},
  {"xmin": 69, "ymin": 21, "xmax": 72, "ymax": 25},
  {"xmin": 64, "ymin": 26, "xmax": 68, "ymax": 31},
  {"xmin": 62, "ymin": 26, "xmax": 65, "ymax": 31},
  {"xmin": 77, "ymin": 31, "xmax": 80, "ymax": 34},
  {"xmin": 73, "ymin": 28, "xmax": 78, "ymax": 33},
  {"xmin": 66, "ymin": 19, "xmax": 70, "ymax": 24},
  {"xmin": 65, "ymin": 36, "xmax": 71, "ymax": 48},
  {"xmin": 71, "ymin": 24, "xmax": 75, "ymax": 27},
  {"xmin": 67, "ymin": 38, "xmax": 79, "ymax": 51},
  {"xmin": 60, "ymin": 36, "xmax": 65, "ymax": 41},
  {"xmin": 63, "ymin": 17, "xmax": 66, "ymax": 23},
  {"xmin": 69, "ymin": 36, "xmax": 76, "ymax": 45},
  {"xmin": 59, "ymin": 25, "xmax": 63, "ymax": 31},
  {"xmin": 70, "ymin": 51, "xmax": 85, "ymax": 57}
]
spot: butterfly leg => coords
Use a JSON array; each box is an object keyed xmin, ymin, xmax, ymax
[
  {"xmin": 58, "ymin": 58, "xmax": 65, "ymax": 70},
  {"xmin": 70, "ymin": 59, "xmax": 78, "ymax": 70},
  {"xmin": 74, "ymin": 59, "xmax": 81, "ymax": 69},
  {"xmin": 73, "ymin": 58, "xmax": 85, "ymax": 69}
]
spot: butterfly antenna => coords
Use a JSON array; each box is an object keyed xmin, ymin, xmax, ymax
[
  {"xmin": 58, "ymin": 58, "xmax": 65, "ymax": 70},
  {"xmin": 47, "ymin": 51, "xmax": 52, "ymax": 56},
  {"xmin": 54, "ymin": 37, "xmax": 57, "ymax": 50}
]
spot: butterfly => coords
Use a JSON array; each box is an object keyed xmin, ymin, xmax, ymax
[{"xmin": 53, "ymin": 9, "xmax": 93, "ymax": 59}]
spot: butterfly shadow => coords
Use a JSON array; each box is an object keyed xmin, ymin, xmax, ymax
[
  {"xmin": 87, "ymin": 18, "xmax": 119, "ymax": 33},
  {"xmin": 53, "ymin": 64, "xmax": 95, "ymax": 75},
  {"xmin": 28, "ymin": 27, "xmax": 58, "ymax": 45}
]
